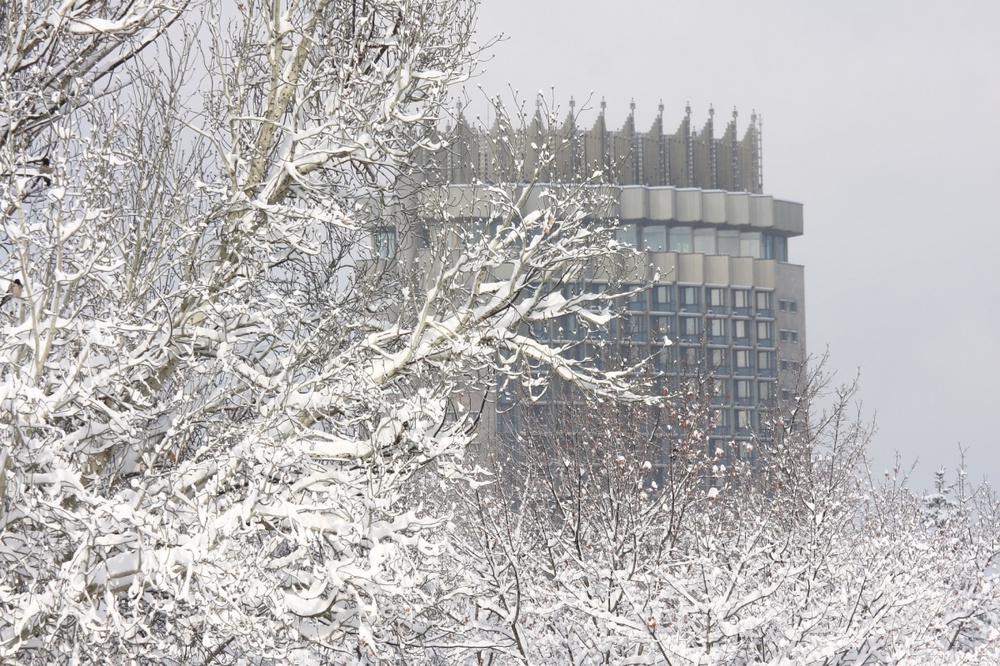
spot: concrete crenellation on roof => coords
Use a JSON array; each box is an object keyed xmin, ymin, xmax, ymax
[{"xmin": 424, "ymin": 101, "xmax": 764, "ymax": 194}]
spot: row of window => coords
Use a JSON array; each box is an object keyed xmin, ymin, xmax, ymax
[
  {"xmin": 615, "ymin": 285, "xmax": 778, "ymax": 318},
  {"xmin": 778, "ymin": 298, "xmax": 799, "ymax": 314},
  {"xmin": 548, "ymin": 313, "xmax": 779, "ymax": 347},
  {"xmin": 779, "ymin": 329, "xmax": 800, "ymax": 344},
  {"xmin": 615, "ymin": 224, "xmax": 790, "ymax": 262}
]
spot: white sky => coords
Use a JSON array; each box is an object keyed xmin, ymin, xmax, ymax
[{"xmin": 469, "ymin": 0, "xmax": 1000, "ymax": 491}]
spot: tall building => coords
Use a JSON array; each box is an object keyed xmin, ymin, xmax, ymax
[{"xmin": 415, "ymin": 101, "xmax": 805, "ymax": 467}]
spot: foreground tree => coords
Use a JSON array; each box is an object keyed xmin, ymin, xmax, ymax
[{"xmin": 0, "ymin": 2, "xmax": 646, "ymax": 662}]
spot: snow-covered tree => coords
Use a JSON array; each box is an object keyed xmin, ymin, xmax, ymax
[
  {"xmin": 456, "ymin": 364, "xmax": 1000, "ymax": 665},
  {"xmin": 0, "ymin": 2, "xmax": 648, "ymax": 662}
]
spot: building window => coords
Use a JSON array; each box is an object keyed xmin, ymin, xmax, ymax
[
  {"xmin": 780, "ymin": 388, "xmax": 794, "ymax": 401},
  {"xmin": 558, "ymin": 314, "xmax": 578, "ymax": 340},
  {"xmin": 718, "ymin": 230, "xmax": 740, "ymax": 256},
  {"xmin": 735, "ymin": 349, "xmax": 752, "ymax": 370},
  {"xmin": 694, "ymin": 228, "xmax": 716, "ymax": 254},
  {"xmin": 707, "ymin": 287, "xmax": 726, "ymax": 308},
  {"xmin": 586, "ymin": 282, "xmax": 606, "ymax": 311},
  {"xmin": 778, "ymin": 299, "xmax": 788, "ymax": 312},
  {"xmin": 374, "ymin": 226, "xmax": 397, "ymax": 258},
  {"xmin": 680, "ymin": 286, "xmax": 699, "ymax": 309},
  {"xmin": 623, "ymin": 314, "xmax": 647, "ymax": 342},
  {"xmin": 681, "ymin": 346, "xmax": 703, "ymax": 368},
  {"xmin": 758, "ymin": 380, "xmax": 775, "ymax": 402},
  {"xmin": 732, "ymin": 289, "xmax": 751, "ymax": 311},
  {"xmin": 734, "ymin": 379, "xmax": 753, "ymax": 400},
  {"xmin": 416, "ymin": 224, "xmax": 431, "ymax": 249},
  {"xmin": 779, "ymin": 329, "xmax": 789, "ymax": 343},
  {"xmin": 790, "ymin": 330, "xmax": 799, "ymax": 344},
  {"xmin": 652, "ymin": 285, "xmax": 673, "ymax": 310},
  {"xmin": 642, "ymin": 225, "xmax": 667, "ymax": 251},
  {"xmin": 669, "ymin": 227, "xmax": 693, "ymax": 253},
  {"xmin": 651, "ymin": 315, "xmax": 675, "ymax": 341},
  {"xmin": 736, "ymin": 409, "xmax": 753, "ymax": 431},
  {"xmin": 709, "ymin": 348, "xmax": 727, "ymax": 370},
  {"xmin": 789, "ymin": 300, "xmax": 798, "ymax": 314},
  {"xmin": 755, "ymin": 291, "xmax": 773, "ymax": 313},
  {"xmin": 654, "ymin": 345, "xmax": 676, "ymax": 370},
  {"xmin": 757, "ymin": 321, "xmax": 774, "ymax": 344},
  {"xmin": 624, "ymin": 285, "xmax": 647, "ymax": 311},
  {"xmin": 616, "ymin": 224, "xmax": 638, "ymax": 247},
  {"xmin": 708, "ymin": 318, "xmax": 726, "ymax": 339},
  {"xmin": 761, "ymin": 233, "xmax": 775, "ymax": 260},
  {"xmin": 733, "ymin": 319, "xmax": 751, "ymax": 341},
  {"xmin": 680, "ymin": 316, "xmax": 700, "ymax": 337},
  {"xmin": 740, "ymin": 231, "xmax": 761, "ymax": 258},
  {"xmin": 775, "ymin": 236, "xmax": 788, "ymax": 262}
]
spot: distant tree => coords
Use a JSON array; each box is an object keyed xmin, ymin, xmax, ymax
[{"xmin": 453, "ymin": 361, "xmax": 1000, "ymax": 664}]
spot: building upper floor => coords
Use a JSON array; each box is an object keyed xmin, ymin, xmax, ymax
[
  {"xmin": 429, "ymin": 182, "xmax": 803, "ymax": 264},
  {"xmin": 423, "ymin": 101, "xmax": 766, "ymax": 194}
]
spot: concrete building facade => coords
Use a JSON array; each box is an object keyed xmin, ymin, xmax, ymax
[{"xmin": 414, "ymin": 102, "xmax": 805, "ymax": 466}]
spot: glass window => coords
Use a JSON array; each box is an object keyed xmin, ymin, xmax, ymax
[
  {"xmin": 682, "ymin": 346, "xmax": 703, "ymax": 367},
  {"xmin": 642, "ymin": 225, "xmax": 667, "ymax": 251},
  {"xmin": 708, "ymin": 318, "xmax": 726, "ymax": 338},
  {"xmin": 734, "ymin": 379, "xmax": 753, "ymax": 399},
  {"xmin": 791, "ymin": 330, "xmax": 799, "ymax": 344},
  {"xmin": 732, "ymin": 289, "xmax": 751, "ymax": 311},
  {"xmin": 651, "ymin": 315, "xmax": 675, "ymax": 340},
  {"xmin": 374, "ymin": 226, "xmax": 397, "ymax": 258},
  {"xmin": 681, "ymin": 316, "xmax": 700, "ymax": 336},
  {"xmin": 718, "ymin": 230, "xmax": 740, "ymax": 256},
  {"xmin": 757, "ymin": 321, "xmax": 773, "ymax": 343},
  {"xmin": 736, "ymin": 409, "xmax": 753, "ymax": 430},
  {"xmin": 757, "ymin": 351, "xmax": 774, "ymax": 369},
  {"xmin": 586, "ymin": 282, "xmax": 607, "ymax": 311},
  {"xmin": 694, "ymin": 228, "xmax": 716, "ymax": 254},
  {"xmin": 558, "ymin": 314, "xmax": 578, "ymax": 339},
  {"xmin": 781, "ymin": 388, "xmax": 793, "ymax": 401},
  {"xmin": 779, "ymin": 299, "xmax": 788, "ymax": 312},
  {"xmin": 789, "ymin": 300, "xmax": 798, "ymax": 314},
  {"xmin": 616, "ymin": 224, "xmax": 638, "ymax": 247},
  {"xmin": 740, "ymin": 232, "xmax": 761, "ymax": 258},
  {"xmin": 707, "ymin": 287, "xmax": 726, "ymax": 307},
  {"xmin": 775, "ymin": 236, "xmax": 788, "ymax": 263},
  {"xmin": 761, "ymin": 233, "xmax": 775, "ymax": 260},
  {"xmin": 733, "ymin": 319, "xmax": 751, "ymax": 340},
  {"xmin": 624, "ymin": 285, "xmax": 647, "ymax": 311},
  {"xmin": 755, "ymin": 291, "xmax": 773, "ymax": 312},
  {"xmin": 652, "ymin": 285, "xmax": 673, "ymax": 310},
  {"xmin": 680, "ymin": 286, "xmax": 699, "ymax": 308},
  {"xmin": 416, "ymin": 224, "xmax": 432, "ymax": 249},
  {"xmin": 735, "ymin": 349, "xmax": 752, "ymax": 369},
  {"xmin": 669, "ymin": 226, "xmax": 693, "ymax": 253},
  {"xmin": 709, "ymin": 348, "xmax": 727, "ymax": 369},
  {"xmin": 623, "ymin": 315, "xmax": 647, "ymax": 341},
  {"xmin": 758, "ymin": 380, "xmax": 775, "ymax": 401},
  {"xmin": 654, "ymin": 345, "xmax": 676, "ymax": 370},
  {"xmin": 780, "ymin": 329, "xmax": 789, "ymax": 343}
]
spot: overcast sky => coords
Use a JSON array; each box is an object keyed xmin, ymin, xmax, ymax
[{"xmin": 468, "ymin": 0, "xmax": 1000, "ymax": 491}]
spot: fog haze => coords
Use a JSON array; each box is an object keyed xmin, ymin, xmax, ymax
[{"xmin": 469, "ymin": 0, "xmax": 1000, "ymax": 491}]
